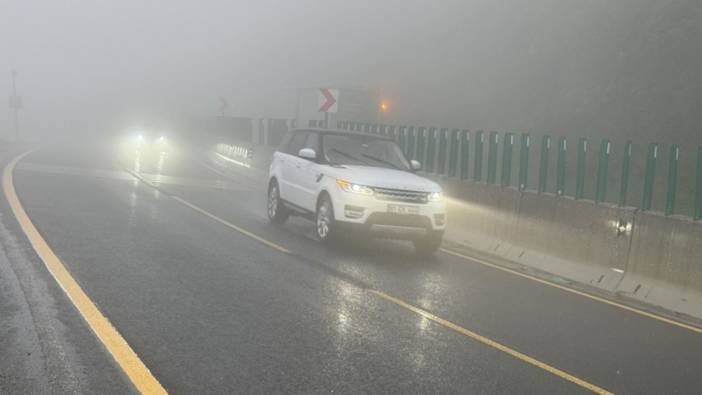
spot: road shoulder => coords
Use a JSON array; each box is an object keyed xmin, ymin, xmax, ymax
[{"xmin": 0, "ymin": 148, "xmax": 135, "ymax": 394}]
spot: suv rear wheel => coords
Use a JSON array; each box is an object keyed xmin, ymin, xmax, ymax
[
  {"xmin": 316, "ymin": 195, "xmax": 336, "ymax": 243},
  {"xmin": 267, "ymin": 180, "xmax": 289, "ymax": 224}
]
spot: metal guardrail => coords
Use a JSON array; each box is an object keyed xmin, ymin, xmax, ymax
[
  {"xmin": 234, "ymin": 117, "xmax": 701, "ymax": 220},
  {"xmin": 334, "ymin": 121, "xmax": 702, "ymax": 220}
]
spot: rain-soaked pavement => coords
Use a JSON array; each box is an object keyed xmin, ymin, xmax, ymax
[{"xmin": 2, "ymin": 138, "xmax": 702, "ymax": 394}]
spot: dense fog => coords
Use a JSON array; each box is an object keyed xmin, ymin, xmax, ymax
[{"xmin": 1, "ymin": 0, "xmax": 700, "ymax": 143}]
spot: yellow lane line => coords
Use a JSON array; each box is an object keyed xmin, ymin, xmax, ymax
[
  {"xmin": 3, "ymin": 150, "xmax": 167, "ymax": 395},
  {"xmin": 370, "ymin": 289, "xmax": 614, "ymax": 395},
  {"xmin": 440, "ymin": 248, "xmax": 702, "ymax": 335}
]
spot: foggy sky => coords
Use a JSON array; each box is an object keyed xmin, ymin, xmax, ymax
[{"xmin": 1, "ymin": 0, "xmax": 697, "ymax": 142}]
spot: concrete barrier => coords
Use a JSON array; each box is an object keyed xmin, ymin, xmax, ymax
[
  {"xmin": 618, "ymin": 212, "xmax": 702, "ymax": 319},
  {"xmin": 443, "ymin": 176, "xmax": 702, "ymax": 321},
  {"xmin": 443, "ymin": 182, "xmax": 635, "ymax": 293}
]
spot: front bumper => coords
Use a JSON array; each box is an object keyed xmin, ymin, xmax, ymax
[{"xmin": 329, "ymin": 188, "xmax": 447, "ymax": 237}]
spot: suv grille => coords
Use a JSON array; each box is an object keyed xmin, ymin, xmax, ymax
[{"xmin": 372, "ymin": 187, "xmax": 428, "ymax": 204}]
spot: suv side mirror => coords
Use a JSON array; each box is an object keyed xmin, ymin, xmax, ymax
[
  {"xmin": 298, "ymin": 148, "xmax": 317, "ymax": 160},
  {"xmin": 410, "ymin": 160, "xmax": 422, "ymax": 171}
]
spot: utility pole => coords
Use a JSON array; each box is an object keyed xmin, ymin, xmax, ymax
[{"xmin": 10, "ymin": 70, "xmax": 21, "ymax": 142}]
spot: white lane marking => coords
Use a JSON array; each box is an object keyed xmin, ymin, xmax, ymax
[
  {"xmin": 19, "ymin": 162, "xmax": 247, "ymax": 191},
  {"xmin": 126, "ymin": 168, "xmax": 290, "ymax": 254},
  {"xmin": 440, "ymin": 248, "xmax": 702, "ymax": 335},
  {"xmin": 170, "ymin": 195, "xmax": 290, "ymax": 254}
]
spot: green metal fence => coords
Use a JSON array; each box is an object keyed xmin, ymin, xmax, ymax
[
  {"xmin": 486, "ymin": 131, "xmax": 499, "ymax": 184},
  {"xmin": 595, "ymin": 139, "xmax": 610, "ymax": 204},
  {"xmin": 538, "ymin": 135, "xmax": 550, "ymax": 193},
  {"xmin": 556, "ymin": 137, "xmax": 567, "ymax": 196},
  {"xmin": 619, "ymin": 141, "xmax": 632, "ymax": 207},
  {"xmin": 642, "ymin": 143, "xmax": 658, "ymax": 211},
  {"xmin": 460, "ymin": 130, "xmax": 470, "ymax": 180},
  {"xmin": 500, "ymin": 133, "xmax": 514, "ymax": 187},
  {"xmin": 318, "ymin": 121, "xmax": 701, "ymax": 219},
  {"xmin": 407, "ymin": 127, "xmax": 416, "ymax": 161},
  {"xmin": 665, "ymin": 144, "xmax": 679, "ymax": 216},
  {"xmin": 474, "ymin": 130, "xmax": 484, "ymax": 182},
  {"xmin": 448, "ymin": 129, "xmax": 460, "ymax": 177},
  {"xmin": 519, "ymin": 134, "xmax": 530, "ymax": 191},
  {"xmin": 426, "ymin": 127, "xmax": 437, "ymax": 173},
  {"xmin": 416, "ymin": 127, "xmax": 427, "ymax": 168},
  {"xmin": 576, "ymin": 138, "xmax": 587, "ymax": 200},
  {"xmin": 438, "ymin": 128, "xmax": 449, "ymax": 175}
]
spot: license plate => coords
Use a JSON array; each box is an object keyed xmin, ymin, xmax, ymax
[{"xmin": 387, "ymin": 204, "xmax": 419, "ymax": 215}]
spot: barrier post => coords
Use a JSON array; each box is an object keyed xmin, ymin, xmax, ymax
[
  {"xmin": 575, "ymin": 138, "xmax": 588, "ymax": 200},
  {"xmin": 438, "ymin": 128, "xmax": 449, "ymax": 175},
  {"xmin": 556, "ymin": 137, "xmax": 567, "ymax": 196},
  {"xmin": 460, "ymin": 129, "xmax": 470, "ymax": 180},
  {"xmin": 474, "ymin": 130, "xmax": 484, "ymax": 182},
  {"xmin": 487, "ymin": 131, "xmax": 499, "ymax": 184},
  {"xmin": 641, "ymin": 143, "xmax": 658, "ymax": 211},
  {"xmin": 665, "ymin": 144, "xmax": 679, "ymax": 216},
  {"xmin": 538, "ymin": 135, "xmax": 551, "ymax": 193},
  {"xmin": 696, "ymin": 146, "xmax": 702, "ymax": 220},
  {"xmin": 407, "ymin": 127, "xmax": 416, "ymax": 160},
  {"xmin": 595, "ymin": 139, "xmax": 611, "ymax": 204},
  {"xmin": 500, "ymin": 133, "xmax": 514, "ymax": 187},
  {"xmin": 426, "ymin": 127, "xmax": 437, "ymax": 173},
  {"xmin": 395, "ymin": 126, "xmax": 404, "ymax": 152},
  {"xmin": 519, "ymin": 133, "xmax": 530, "ymax": 191},
  {"xmin": 416, "ymin": 127, "xmax": 427, "ymax": 167},
  {"xmin": 448, "ymin": 129, "xmax": 460, "ymax": 177},
  {"xmin": 618, "ymin": 141, "xmax": 632, "ymax": 206}
]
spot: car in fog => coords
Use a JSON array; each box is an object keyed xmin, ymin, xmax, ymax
[{"xmin": 267, "ymin": 129, "xmax": 446, "ymax": 255}]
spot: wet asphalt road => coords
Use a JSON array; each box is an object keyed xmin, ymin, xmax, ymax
[{"xmin": 3, "ymin": 139, "xmax": 702, "ymax": 394}]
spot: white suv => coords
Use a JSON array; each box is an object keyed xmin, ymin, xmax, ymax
[{"xmin": 267, "ymin": 129, "xmax": 446, "ymax": 255}]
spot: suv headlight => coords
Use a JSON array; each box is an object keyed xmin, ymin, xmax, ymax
[
  {"xmin": 336, "ymin": 179, "xmax": 374, "ymax": 195},
  {"xmin": 427, "ymin": 192, "xmax": 442, "ymax": 202}
]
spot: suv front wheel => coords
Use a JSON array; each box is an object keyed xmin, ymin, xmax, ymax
[{"xmin": 316, "ymin": 194, "xmax": 337, "ymax": 243}]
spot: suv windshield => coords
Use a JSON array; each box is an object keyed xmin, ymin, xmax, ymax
[{"xmin": 322, "ymin": 134, "xmax": 410, "ymax": 170}]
